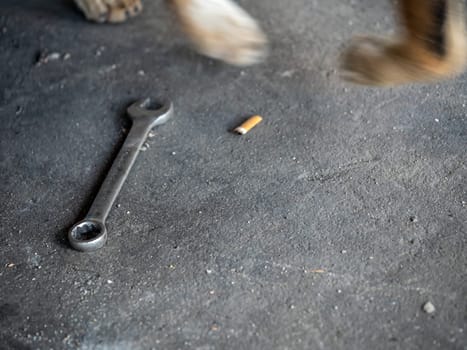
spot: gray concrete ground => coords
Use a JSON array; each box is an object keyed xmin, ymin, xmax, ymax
[{"xmin": 1, "ymin": 0, "xmax": 466, "ymax": 349}]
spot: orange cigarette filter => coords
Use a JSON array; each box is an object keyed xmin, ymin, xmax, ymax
[{"xmin": 234, "ymin": 115, "xmax": 263, "ymax": 135}]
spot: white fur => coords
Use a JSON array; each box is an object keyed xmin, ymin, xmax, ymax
[{"xmin": 177, "ymin": 0, "xmax": 268, "ymax": 65}]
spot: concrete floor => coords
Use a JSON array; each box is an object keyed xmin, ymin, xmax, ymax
[{"xmin": 1, "ymin": 0, "xmax": 466, "ymax": 349}]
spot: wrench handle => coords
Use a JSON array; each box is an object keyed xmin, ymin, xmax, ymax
[{"xmin": 86, "ymin": 121, "xmax": 152, "ymax": 223}]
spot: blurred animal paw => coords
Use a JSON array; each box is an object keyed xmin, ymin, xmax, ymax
[
  {"xmin": 341, "ymin": 23, "xmax": 467, "ymax": 86},
  {"xmin": 341, "ymin": 36, "xmax": 411, "ymax": 86},
  {"xmin": 172, "ymin": 0, "xmax": 268, "ymax": 66},
  {"xmin": 75, "ymin": 0, "xmax": 143, "ymax": 23}
]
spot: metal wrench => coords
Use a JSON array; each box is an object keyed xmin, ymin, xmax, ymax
[{"xmin": 68, "ymin": 98, "xmax": 174, "ymax": 252}]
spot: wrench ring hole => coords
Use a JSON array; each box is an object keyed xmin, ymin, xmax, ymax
[
  {"xmin": 143, "ymin": 100, "xmax": 163, "ymax": 111},
  {"xmin": 71, "ymin": 221, "xmax": 104, "ymax": 241}
]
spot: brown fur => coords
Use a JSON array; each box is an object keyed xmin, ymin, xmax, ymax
[
  {"xmin": 74, "ymin": 0, "xmax": 467, "ymax": 86},
  {"xmin": 342, "ymin": 0, "xmax": 467, "ymax": 85}
]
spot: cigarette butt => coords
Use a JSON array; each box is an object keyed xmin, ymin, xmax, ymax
[{"xmin": 234, "ymin": 115, "xmax": 263, "ymax": 135}]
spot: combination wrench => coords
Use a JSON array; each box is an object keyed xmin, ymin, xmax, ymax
[{"xmin": 68, "ymin": 99, "xmax": 174, "ymax": 252}]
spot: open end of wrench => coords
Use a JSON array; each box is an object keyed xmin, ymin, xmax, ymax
[
  {"xmin": 68, "ymin": 219, "xmax": 107, "ymax": 252},
  {"xmin": 127, "ymin": 98, "xmax": 174, "ymax": 127}
]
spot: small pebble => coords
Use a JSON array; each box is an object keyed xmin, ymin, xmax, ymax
[
  {"xmin": 341, "ymin": 249, "xmax": 347, "ymax": 254},
  {"xmin": 63, "ymin": 53, "xmax": 71, "ymax": 60},
  {"xmin": 6, "ymin": 263, "xmax": 15, "ymax": 268},
  {"xmin": 36, "ymin": 51, "xmax": 61, "ymax": 66},
  {"xmin": 107, "ymin": 280, "xmax": 113, "ymax": 284},
  {"xmin": 99, "ymin": 64, "xmax": 117, "ymax": 74},
  {"xmin": 423, "ymin": 301, "xmax": 435, "ymax": 314},
  {"xmin": 46, "ymin": 52, "xmax": 60, "ymax": 60},
  {"xmin": 281, "ymin": 70, "xmax": 295, "ymax": 77},
  {"xmin": 206, "ymin": 269, "xmax": 213, "ymax": 275},
  {"xmin": 95, "ymin": 46, "xmax": 105, "ymax": 56},
  {"xmin": 137, "ymin": 70, "xmax": 145, "ymax": 76}
]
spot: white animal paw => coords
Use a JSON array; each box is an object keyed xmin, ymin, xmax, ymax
[{"xmin": 173, "ymin": 0, "xmax": 268, "ymax": 66}]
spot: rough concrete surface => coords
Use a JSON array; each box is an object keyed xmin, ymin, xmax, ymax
[{"xmin": 0, "ymin": 0, "xmax": 466, "ymax": 349}]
